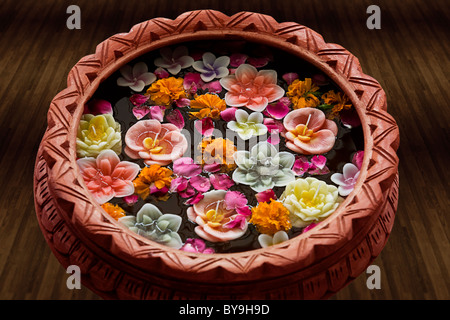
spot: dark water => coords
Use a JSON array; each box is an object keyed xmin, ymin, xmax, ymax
[{"xmin": 89, "ymin": 40, "xmax": 364, "ymax": 253}]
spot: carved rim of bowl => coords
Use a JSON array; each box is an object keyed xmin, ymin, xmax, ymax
[{"xmin": 35, "ymin": 10, "xmax": 400, "ymax": 287}]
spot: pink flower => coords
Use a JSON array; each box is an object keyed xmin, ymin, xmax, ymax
[
  {"xmin": 330, "ymin": 163, "xmax": 360, "ymax": 197},
  {"xmin": 210, "ymin": 173, "xmax": 234, "ymax": 190},
  {"xmin": 117, "ymin": 62, "xmax": 156, "ymax": 92},
  {"xmin": 255, "ymin": 189, "xmax": 277, "ymax": 203},
  {"xmin": 292, "ymin": 155, "xmax": 330, "ymax": 177},
  {"xmin": 124, "ymin": 119, "xmax": 188, "ymax": 166},
  {"xmin": 219, "ymin": 64, "xmax": 285, "ymax": 112},
  {"xmin": 283, "ymin": 107, "xmax": 338, "ymax": 155},
  {"xmin": 183, "ymin": 72, "xmax": 204, "ymax": 94},
  {"xmin": 180, "ymin": 238, "xmax": 215, "ymax": 254},
  {"xmin": 77, "ymin": 150, "xmax": 140, "ymax": 204},
  {"xmin": 186, "ymin": 190, "xmax": 248, "ymax": 242},
  {"xmin": 84, "ymin": 99, "xmax": 113, "ymax": 115}
]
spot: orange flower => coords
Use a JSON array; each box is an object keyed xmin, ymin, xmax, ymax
[
  {"xmin": 101, "ymin": 203, "xmax": 126, "ymax": 220},
  {"xmin": 133, "ymin": 165, "xmax": 173, "ymax": 200},
  {"xmin": 249, "ymin": 200, "xmax": 292, "ymax": 235},
  {"xmin": 321, "ymin": 90, "xmax": 352, "ymax": 119},
  {"xmin": 197, "ymin": 138, "xmax": 237, "ymax": 172},
  {"xmin": 286, "ymin": 78, "xmax": 320, "ymax": 109},
  {"xmin": 189, "ymin": 94, "xmax": 227, "ymax": 120},
  {"xmin": 146, "ymin": 77, "xmax": 186, "ymax": 105}
]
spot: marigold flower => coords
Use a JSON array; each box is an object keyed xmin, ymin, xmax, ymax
[
  {"xmin": 286, "ymin": 78, "xmax": 320, "ymax": 109},
  {"xmin": 189, "ymin": 93, "xmax": 226, "ymax": 120},
  {"xmin": 249, "ymin": 200, "xmax": 292, "ymax": 235},
  {"xmin": 101, "ymin": 203, "xmax": 126, "ymax": 220},
  {"xmin": 146, "ymin": 77, "xmax": 186, "ymax": 106},
  {"xmin": 321, "ymin": 90, "xmax": 352, "ymax": 119},
  {"xmin": 133, "ymin": 165, "xmax": 173, "ymax": 200},
  {"xmin": 197, "ymin": 138, "xmax": 237, "ymax": 172}
]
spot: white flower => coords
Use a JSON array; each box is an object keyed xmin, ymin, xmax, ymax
[
  {"xmin": 330, "ymin": 163, "xmax": 360, "ymax": 196},
  {"xmin": 192, "ymin": 52, "xmax": 230, "ymax": 82},
  {"xmin": 232, "ymin": 141, "xmax": 295, "ymax": 192},
  {"xmin": 117, "ymin": 62, "xmax": 156, "ymax": 92},
  {"xmin": 280, "ymin": 177, "xmax": 343, "ymax": 228},
  {"xmin": 154, "ymin": 46, "xmax": 194, "ymax": 75},
  {"xmin": 258, "ymin": 231, "xmax": 289, "ymax": 248},
  {"xmin": 118, "ymin": 203, "xmax": 183, "ymax": 249},
  {"xmin": 227, "ymin": 109, "xmax": 268, "ymax": 140}
]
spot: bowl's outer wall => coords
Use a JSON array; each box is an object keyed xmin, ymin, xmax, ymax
[{"xmin": 34, "ymin": 10, "xmax": 400, "ymax": 299}]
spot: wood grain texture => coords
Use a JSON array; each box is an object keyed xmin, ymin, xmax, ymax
[{"xmin": 0, "ymin": 0, "xmax": 448, "ymax": 300}]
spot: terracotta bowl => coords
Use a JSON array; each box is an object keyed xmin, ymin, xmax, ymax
[{"xmin": 34, "ymin": 10, "xmax": 399, "ymax": 299}]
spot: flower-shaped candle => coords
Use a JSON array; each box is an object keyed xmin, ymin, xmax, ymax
[
  {"xmin": 153, "ymin": 46, "xmax": 194, "ymax": 75},
  {"xmin": 219, "ymin": 64, "xmax": 285, "ymax": 112},
  {"xmin": 192, "ymin": 52, "xmax": 230, "ymax": 82},
  {"xmin": 232, "ymin": 141, "xmax": 295, "ymax": 192},
  {"xmin": 124, "ymin": 119, "xmax": 188, "ymax": 166},
  {"xmin": 119, "ymin": 203, "xmax": 183, "ymax": 249},
  {"xmin": 330, "ymin": 158, "xmax": 361, "ymax": 197},
  {"xmin": 280, "ymin": 177, "xmax": 343, "ymax": 228},
  {"xmin": 77, "ymin": 149, "xmax": 140, "ymax": 204},
  {"xmin": 76, "ymin": 114, "xmax": 122, "ymax": 158},
  {"xmin": 227, "ymin": 109, "xmax": 268, "ymax": 140},
  {"xmin": 283, "ymin": 107, "xmax": 338, "ymax": 155},
  {"xmin": 117, "ymin": 62, "xmax": 156, "ymax": 92},
  {"xmin": 187, "ymin": 190, "xmax": 249, "ymax": 242}
]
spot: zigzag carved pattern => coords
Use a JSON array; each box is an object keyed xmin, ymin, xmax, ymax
[{"xmin": 34, "ymin": 10, "xmax": 400, "ymax": 299}]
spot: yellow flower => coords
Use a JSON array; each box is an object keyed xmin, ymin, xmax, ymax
[
  {"xmin": 146, "ymin": 77, "xmax": 186, "ymax": 105},
  {"xmin": 280, "ymin": 177, "xmax": 343, "ymax": 228},
  {"xmin": 286, "ymin": 78, "xmax": 320, "ymax": 109},
  {"xmin": 76, "ymin": 114, "xmax": 122, "ymax": 158},
  {"xmin": 250, "ymin": 201, "xmax": 292, "ymax": 235},
  {"xmin": 133, "ymin": 165, "xmax": 173, "ymax": 200},
  {"xmin": 321, "ymin": 90, "xmax": 352, "ymax": 119},
  {"xmin": 189, "ymin": 93, "xmax": 226, "ymax": 120},
  {"xmin": 101, "ymin": 203, "xmax": 126, "ymax": 220},
  {"xmin": 197, "ymin": 138, "xmax": 237, "ymax": 172}
]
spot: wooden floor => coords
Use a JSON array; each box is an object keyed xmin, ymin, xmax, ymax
[{"xmin": 0, "ymin": 0, "xmax": 448, "ymax": 300}]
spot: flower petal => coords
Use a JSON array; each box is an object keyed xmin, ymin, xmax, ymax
[{"xmin": 190, "ymin": 175, "xmax": 211, "ymax": 192}]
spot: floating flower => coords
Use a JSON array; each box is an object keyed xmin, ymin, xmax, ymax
[
  {"xmin": 186, "ymin": 190, "xmax": 248, "ymax": 242},
  {"xmin": 83, "ymin": 99, "xmax": 113, "ymax": 115},
  {"xmin": 255, "ymin": 189, "xmax": 277, "ymax": 203},
  {"xmin": 132, "ymin": 165, "xmax": 173, "ymax": 200},
  {"xmin": 192, "ymin": 52, "xmax": 230, "ymax": 82},
  {"xmin": 101, "ymin": 203, "xmax": 126, "ymax": 220},
  {"xmin": 189, "ymin": 93, "xmax": 226, "ymax": 120},
  {"xmin": 232, "ymin": 141, "xmax": 296, "ymax": 192},
  {"xmin": 220, "ymin": 64, "xmax": 285, "ymax": 112},
  {"xmin": 124, "ymin": 120, "xmax": 188, "ymax": 166},
  {"xmin": 76, "ymin": 114, "xmax": 122, "ymax": 158},
  {"xmin": 330, "ymin": 163, "xmax": 360, "ymax": 197},
  {"xmin": 146, "ymin": 77, "xmax": 186, "ymax": 106},
  {"xmin": 227, "ymin": 109, "xmax": 268, "ymax": 140},
  {"xmin": 286, "ymin": 78, "xmax": 320, "ymax": 109},
  {"xmin": 180, "ymin": 238, "xmax": 215, "ymax": 254},
  {"xmin": 280, "ymin": 177, "xmax": 343, "ymax": 228},
  {"xmin": 258, "ymin": 231, "xmax": 289, "ymax": 248},
  {"xmin": 249, "ymin": 200, "xmax": 292, "ymax": 235},
  {"xmin": 118, "ymin": 203, "xmax": 183, "ymax": 248},
  {"xmin": 197, "ymin": 138, "xmax": 237, "ymax": 172},
  {"xmin": 154, "ymin": 46, "xmax": 194, "ymax": 75},
  {"xmin": 117, "ymin": 62, "xmax": 156, "ymax": 92},
  {"xmin": 77, "ymin": 150, "xmax": 140, "ymax": 204},
  {"xmin": 283, "ymin": 107, "xmax": 338, "ymax": 155},
  {"xmin": 321, "ymin": 90, "xmax": 352, "ymax": 119}
]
